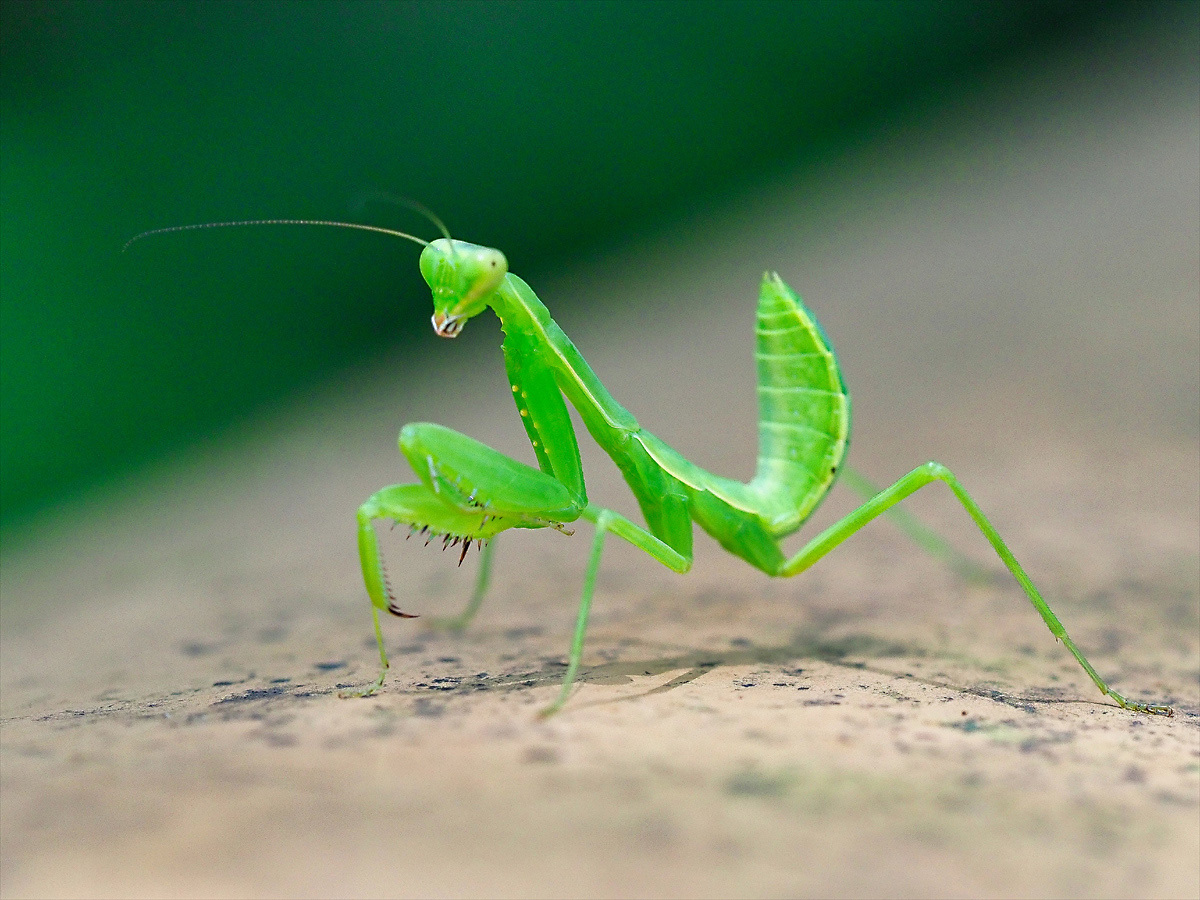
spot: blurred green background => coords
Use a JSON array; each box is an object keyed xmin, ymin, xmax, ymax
[{"xmin": 0, "ymin": 0, "xmax": 1176, "ymax": 531}]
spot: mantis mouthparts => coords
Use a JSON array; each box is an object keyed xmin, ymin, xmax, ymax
[{"xmin": 432, "ymin": 312, "xmax": 465, "ymax": 337}]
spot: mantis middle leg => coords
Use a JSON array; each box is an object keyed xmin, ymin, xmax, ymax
[{"xmin": 539, "ymin": 503, "xmax": 691, "ymax": 716}]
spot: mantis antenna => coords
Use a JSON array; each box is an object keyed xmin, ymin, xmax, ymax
[
  {"xmin": 385, "ymin": 196, "xmax": 460, "ymax": 262},
  {"xmin": 351, "ymin": 193, "xmax": 454, "ymax": 243},
  {"xmin": 122, "ymin": 219, "xmax": 430, "ymax": 252},
  {"xmin": 349, "ymin": 192, "xmax": 462, "ymax": 267}
]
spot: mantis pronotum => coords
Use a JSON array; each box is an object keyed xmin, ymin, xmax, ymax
[{"xmin": 127, "ymin": 213, "xmax": 1172, "ymax": 717}]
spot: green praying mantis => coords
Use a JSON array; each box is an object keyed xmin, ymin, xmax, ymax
[{"xmin": 127, "ymin": 210, "xmax": 1173, "ymax": 717}]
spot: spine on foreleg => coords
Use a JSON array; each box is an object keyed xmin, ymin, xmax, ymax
[{"xmin": 748, "ymin": 273, "xmax": 851, "ymax": 532}]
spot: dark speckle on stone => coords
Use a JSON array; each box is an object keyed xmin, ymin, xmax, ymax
[
  {"xmin": 256, "ymin": 731, "xmax": 298, "ymax": 748},
  {"xmin": 726, "ymin": 768, "xmax": 790, "ymax": 797},
  {"xmin": 504, "ymin": 626, "xmax": 544, "ymax": 639},
  {"xmin": 214, "ymin": 686, "xmax": 290, "ymax": 705},
  {"xmin": 949, "ymin": 717, "xmax": 984, "ymax": 733},
  {"xmin": 413, "ymin": 698, "xmax": 445, "ymax": 718},
  {"xmin": 523, "ymin": 746, "xmax": 560, "ymax": 764}
]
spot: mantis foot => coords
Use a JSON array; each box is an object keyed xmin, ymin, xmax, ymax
[
  {"xmin": 338, "ymin": 663, "xmax": 388, "ymax": 699},
  {"xmin": 537, "ymin": 697, "xmax": 568, "ymax": 719},
  {"xmin": 1109, "ymin": 689, "xmax": 1173, "ymax": 716}
]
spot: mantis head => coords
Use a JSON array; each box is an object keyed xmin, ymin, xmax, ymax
[
  {"xmin": 420, "ymin": 239, "xmax": 508, "ymax": 338},
  {"xmin": 122, "ymin": 202, "xmax": 504, "ymax": 338}
]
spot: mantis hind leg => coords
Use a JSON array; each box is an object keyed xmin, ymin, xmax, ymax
[
  {"xmin": 838, "ymin": 466, "xmax": 993, "ymax": 582},
  {"xmin": 780, "ymin": 461, "xmax": 1172, "ymax": 715}
]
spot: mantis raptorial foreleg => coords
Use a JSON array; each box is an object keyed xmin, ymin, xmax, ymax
[
  {"xmin": 353, "ymin": 433, "xmax": 687, "ymax": 714},
  {"xmin": 343, "ymin": 419, "xmax": 586, "ymax": 698},
  {"xmin": 341, "ymin": 483, "xmax": 506, "ymax": 699},
  {"xmin": 125, "ymin": 213, "xmax": 1173, "ymax": 716}
]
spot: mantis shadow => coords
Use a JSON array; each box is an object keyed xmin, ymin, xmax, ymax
[{"xmin": 421, "ymin": 626, "xmax": 1185, "ymax": 717}]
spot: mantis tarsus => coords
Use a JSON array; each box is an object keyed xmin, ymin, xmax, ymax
[{"xmin": 127, "ymin": 212, "xmax": 1173, "ymax": 718}]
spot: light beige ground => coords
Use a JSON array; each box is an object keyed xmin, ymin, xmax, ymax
[{"xmin": 3, "ymin": 29, "xmax": 1198, "ymax": 900}]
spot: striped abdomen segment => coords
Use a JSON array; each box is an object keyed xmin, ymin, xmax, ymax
[{"xmin": 748, "ymin": 273, "xmax": 850, "ymax": 534}]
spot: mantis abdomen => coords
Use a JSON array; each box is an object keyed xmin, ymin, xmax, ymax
[
  {"xmin": 603, "ymin": 273, "xmax": 850, "ymax": 548},
  {"xmin": 749, "ymin": 273, "xmax": 850, "ymax": 535}
]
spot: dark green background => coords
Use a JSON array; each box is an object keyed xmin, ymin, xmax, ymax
[{"xmin": 0, "ymin": 0, "xmax": 1160, "ymax": 529}]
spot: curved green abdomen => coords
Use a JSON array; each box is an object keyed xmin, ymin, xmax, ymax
[{"xmin": 749, "ymin": 273, "xmax": 850, "ymax": 534}]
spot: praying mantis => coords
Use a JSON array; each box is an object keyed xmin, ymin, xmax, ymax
[{"xmin": 127, "ymin": 211, "xmax": 1173, "ymax": 717}]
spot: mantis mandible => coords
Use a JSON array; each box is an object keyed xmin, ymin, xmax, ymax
[{"xmin": 127, "ymin": 211, "xmax": 1173, "ymax": 717}]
